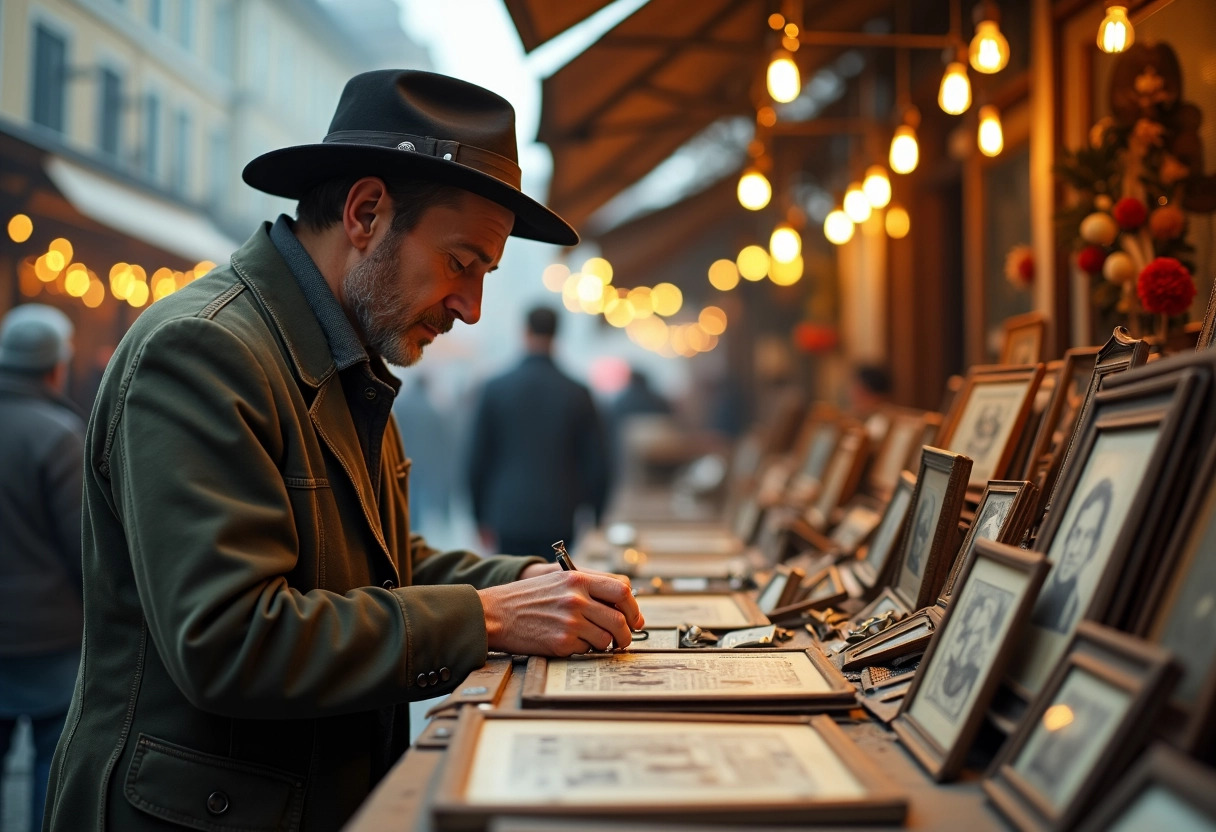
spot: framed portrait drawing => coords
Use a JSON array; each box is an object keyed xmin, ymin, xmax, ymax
[
  {"xmin": 521, "ymin": 649, "xmax": 855, "ymax": 712},
  {"xmin": 1003, "ymin": 356, "xmax": 1208, "ymax": 703},
  {"xmin": 867, "ymin": 408, "xmax": 942, "ymax": 501},
  {"xmin": 1000, "ymin": 312, "xmax": 1047, "ymax": 366},
  {"xmin": 890, "ymin": 447, "xmax": 973, "ymax": 610},
  {"xmin": 431, "ymin": 710, "xmax": 908, "ymax": 829},
  {"xmin": 1075, "ymin": 744, "xmax": 1216, "ymax": 832},
  {"xmin": 939, "ymin": 480, "xmax": 1039, "ymax": 603},
  {"xmin": 849, "ymin": 471, "xmax": 916, "ymax": 592},
  {"xmin": 984, "ymin": 623, "xmax": 1179, "ymax": 832},
  {"xmin": 892, "ymin": 541, "xmax": 1047, "ymax": 782},
  {"xmin": 937, "ymin": 364, "xmax": 1044, "ymax": 490},
  {"xmin": 634, "ymin": 593, "xmax": 768, "ymax": 630}
]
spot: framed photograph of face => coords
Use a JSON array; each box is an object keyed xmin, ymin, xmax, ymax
[
  {"xmin": 939, "ymin": 480, "xmax": 1039, "ymax": 603},
  {"xmin": 521, "ymin": 649, "xmax": 856, "ymax": 712},
  {"xmin": 1000, "ymin": 312, "xmax": 1047, "ymax": 366},
  {"xmin": 867, "ymin": 408, "xmax": 942, "ymax": 501},
  {"xmin": 937, "ymin": 364, "xmax": 1044, "ymax": 490},
  {"xmin": 984, "ymin": 623, "xmax": 1179, "ymax": 832},
  {"xmin": 634, "ymin": 593, "xmax": 768, "ymax": 630},
  {"xmin": 891, "ymin": 447, "xmax": 973, "ymax": 610},
  {"xmin": 850, "ymin": 472, "xmax": 916, "ymax": 591},
  {"xmin": 1074, "ymin": 744, "xmax": 1216, "ymax": 832},
  {"xmin": 892, "ymin": 541, "xmax": 1047, "ymax": 782},
  {"xmin": 1004, "ymin": 357, "xmax": 1209, "ymax": 701},
  {"xmin": 431, "ymin": 710, "xmax": 908, "ymax": 829},
  {"xmin": 807, "ymin": 425, "xmax": 869, "ymax": 531}
]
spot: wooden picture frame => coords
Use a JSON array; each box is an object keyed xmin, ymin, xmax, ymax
[
  {"xmin": 768, "ymin": 566, "xmax": 848, "ymax": 622},
  {"xmin": 634, "ymin": 593, "xmax": 768, "ymax": 630},
  {"xmin": 1198, "ymin": 271, "xmax": 1216, "ymax": 351},
  {"xmin": 755, "ymin": 565, "xmax": 805, "ymax": 614},
  {"xmin": 521, "ymin": 649, "xmax": 856, "ymax": 712},
  {"xmin": 806, "ymin": 424, "xmax": 869, "ymax": 531},
  {"xmin": 1023, "ymin": 348, "xmax": 1100, "ymax": 522},
  {"xmin": 1074, "ymin": 744, "xmax": 1216, "ymax": 832},
  {"xmin": 1000, "ymin": 312, "xmax": 1047, "ymax": 366},
  {"xmin": 984, "ymin": 623, "xmax": 1180, "ymax": 832},
  {"xmin": 937, "ymin": 364, "xmax": 1044, "ymax": 490},
  {"xmin": 852, "ymin": 587, "xmax": 911, "ymax": 623},
  {"xmin": 825, "ymin": 502, "xmax": 882, "ymax": 557},
  {"xmin": 850, "ymin": 471, "xmax": 916, "ymax": 591},
  {"xmin": 890, "ymin": 447, "xmax": 973, "ymax": 610},
  {"xmin": 892, "ymin": 541, "xmax": 1048, "ymax": 782},
  {"xmin": 841, "ymin": 606, "xmax": 945, "ymax": 671},
  {"xmin": 1003, "ymin": 357, "xmax": 1209, "ymax": 704},
  {"xmin": 1006, "ymin": 359, "xmax": 1061, "ymax": 486},
  {"xmin": 866, "ymin": 407, "xmax": 942, "ymax": 501},
  {"xmin": 939, "ymin": 480, "xmax": 1039, "ymax": 603},
  {"xmin": 431, "ymin": 710, "xmax": 908, "ymax": 829}
]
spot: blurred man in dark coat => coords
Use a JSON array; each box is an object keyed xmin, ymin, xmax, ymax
[
  {"xmin": 0, "ymin": 304, "xmax": 83, "ymax": 832},
  {"xmin": 468, "ymin": 307, "xmax": 609, "ymax": 558}
]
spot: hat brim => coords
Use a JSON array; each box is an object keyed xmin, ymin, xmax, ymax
[{"xmin": 242, "ymin": 144, "xmax": 578, "ymax": 247}]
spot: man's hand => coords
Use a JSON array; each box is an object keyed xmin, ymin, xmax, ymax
[{"xmin": 478, "ymin": 570, "xmax": 645, "ymax": 656}]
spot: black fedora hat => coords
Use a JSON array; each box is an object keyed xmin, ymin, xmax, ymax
[{"xmin": 242, "ymin": 69, "xmax": 577, "ymax": 246}]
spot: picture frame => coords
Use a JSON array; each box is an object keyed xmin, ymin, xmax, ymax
[
  {"xmin": 806, "ymin": 424, "xmax": 869, "ymax": 531},
  {"xmin": 851, "ymin": 587, "xmax": 911, "ymax": 623},
  {"xmin": 521, "ymin": 649, "xmax": 856, "ymax": 712},
  {"xmin": 890, "ymin": 446, "xmax": 973, "ymax": 610},
  {"xmin": 939, "ymin": 480, "xmax": 1039, "ymax": 603},
  {"xmin": 1023, "ymin": 348, "xmax": 1100, "ymax": 522},
  {"xmin": 824, "ymin": 502, "xmax": 882, "ymax": 557},
  {"xmin": 984, "ymin": 623, "xmax": 1180, "ymax": 832},
  {"xmin": 1003, "ymin": 355, "xmax": 1209, "ymax": 703},
  {"xmin": 841, "ymin": 606, "xmax": 945, "ymax": 671},
  {"xmin": 1000, "ymin": 312, "xmax": 1047, "ymax": 366},
  {"xmin": 849, "ymin": 471, "xmax": 916, "ymax": 591},
  {"xmin": 1005, "ymin": 359, "xmax": 1061, "ymax": 486},
  {"xmin": 866, "ymin": 407, "xmax": 942, "ymax": 501},
  {"xmin": 768, "ymin": 566, "xmax": 848, "ymax": 622},
  {"xmin": 431, "ymin": 710, "xmax": 908, "ymax": 830},
  {"xmin": 1074, "ymin": 744, "xmax": 1216, "ymax": 832},
  {"xmin": 1198, "ymin": 270, "xmax": 1216, "ymax": 351},
  {"xmin": 634, "ymin": 593, "xmax": 768, "ymax": 630},
  {"xmin": 936, "ymin": 364, "xmax": 1044, "ymax": 490},
  {"xmin": 755, "ymin": 565, "xmax": 805, "ymax": 614},
  {"xmin": 892, "ymin": 540, "xmax": 1048, "ymax": 782}
]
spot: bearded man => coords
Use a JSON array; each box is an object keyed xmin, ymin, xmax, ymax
[{"xmin": 44, "ymin": 70, "xmax": 642, "ymax": 832}]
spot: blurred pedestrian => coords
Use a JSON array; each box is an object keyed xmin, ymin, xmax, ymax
[
  {"xmin": 0, "ymin": 304, "xmax": 83, "ymax": 832},
  {"xmin": 468, "ymin": 306, "xmax": 609, "ymax": 559},
  {"xmin": 391, "ymin": 373, "xmax": 454, "ymax": 531}
]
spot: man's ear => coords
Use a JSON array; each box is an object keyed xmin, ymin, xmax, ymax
[{"xmin": 341, "ymin": 177, "xmax": 393, "ymax": 253}]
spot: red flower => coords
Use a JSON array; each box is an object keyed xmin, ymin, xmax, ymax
[
  {"xmin": 1112, "ymin": 197, "xmax": 1148, "ymax": 231},
  {"xmin": 1137, "ymin": 257, "xmax": 1196, "ymax": 316},
  {"xmin": 1077, "ymin": 245, "xmax": 1108, "ymax": 274}
]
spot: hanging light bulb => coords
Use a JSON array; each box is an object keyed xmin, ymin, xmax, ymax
[
  {"xmin": 766, "ymin": 50, "xmax": 801, "ymax": 103},
  {"xmin": 938, "ymin": 61, "xmax": 972, "ymax": 115},
  {"xmin": 770, "ymin": 224, "xmax": 801, "ymax": 264},
  {"xmin": 737, "ymin": 167, "xmax": 772, "ymax": 211},
  {"xmin": 969, "ymin": 4, "xmax": 1010, "ymax": 74},
  {"xmin": 1097, "ymin": 5, "xmax": 1134, "ymax": 53},
  {"xmin": 885, "ymin": 203, "xmax": 911, "ymax": 239},
  {"xmin": 890, "ymin": 117, "xmax": 920, "ymax": 175},
  {"xmin": 978, "ymin": 105, "xmax": 1004, "ymax": 156},
  {"xmin": 824, "ymin": 209, "xmax": 855, "ymax": 245},
  {"xmin": 843, "ymin": 182, "xmax": 871, "ymax": 223},
  {"xmin": 862, "ymin": 165, "xmax": 892, "ymax": 209}
]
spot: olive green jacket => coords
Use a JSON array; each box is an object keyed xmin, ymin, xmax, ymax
[{"xmin": 45, "ymin": 225, "xmax": 537, "ymax": 831}]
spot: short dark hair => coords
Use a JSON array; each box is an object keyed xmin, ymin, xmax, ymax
[
  {"xmin": 295, "ymin": 175, "xmax": 463, "ymax": 235},
  {"xmin": 855, "ymin": 364, "xmax": 893, "ymax": 395},
  {"xmin": 527, "ymin": 306, "xmax": 558, "ymax": 338}
]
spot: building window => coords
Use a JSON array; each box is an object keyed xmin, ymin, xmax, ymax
[
  {"xmin": 31, "ymin": 23, "xmax": 68, "ymax": 133},
  {"xmin": 142, "ymin": 92, "xmax": 161, "ymax": 180},
  {"xmin": 207, "ymin": 128, "xmax": 228, "ymax": 207},
  {"xmin": 98, "ymin": 68, "xmax": 123, "ymax": 157},
  {"xmin": 176, "ymin": 0, "xmax": 194, "ymax": 50},
  {"xmin": 149, "ymin": 0, "xmax": 163, "ymax": 30},
  {"xmin": 169, "ymin": 108, "xmax": 190, "ymax": 196},
  {"xmin": 211, "ymin": 1, "xmax": 234, "ymax": 77}
]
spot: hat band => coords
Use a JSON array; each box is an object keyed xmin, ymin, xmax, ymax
[{"xmin": 322, "ymin": 130, "xmax": 521, "ymax": 190}]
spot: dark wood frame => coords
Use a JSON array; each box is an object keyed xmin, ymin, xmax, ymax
[
  {"xmin": 634, "ymin": 592, "xmax": 769, "ymax": 630},
  {"xmin": 936, "ymin": 364, "xmax": 1045, "ymax": 490},
  {"xmin": 1074, "ymin": 744, "xmax": 1216, "ymax": 832},
  {"xmin": 431, "ymin": 710, "xmax": 908, "ymax": 829},
  {"xmin": 1000, "ymin": 312, "xmax": 1048, "ymax": 365},
  {"xmin": 768, "ymin": 565, "xmax": 848, "ymax": 621},
  {"xmin": 807, "ymin": 423, "xmax": 869, "ymax": 531},
  {"xmin": 520, "ymin": 648, "xmax": 855, "ymax": 712},
  {"xmin": 841, "ymin": 606, "xmax": 945, "ymax": 671},
  {"xmin": 984, "ymin": 623, "xmax": 1179, "ymax": 832},
  {"xmin": 1023, "ymin": 348, "xmax": 1100, "ymax": 521},
  {"xmin": 850, "ymin": 471, "xmax": 917, "ymax": 591},
  {"xmin": 1006, "ymin": 359, "xmax": 1062, "ymax": 488},
  {"xmin": 852, "ymin": 587, "xmax": 912, "ymax": 623},
  {"xmin": 755, "ymin": 565, "xmax": 805, "ymax": 614},
  {"xmin": 1198, "ymin": 263, "xmax": 1216, "ymax": 351},
  {"xmin": 939, "ymin": 480, "xmax": 1039, "ymax": 603},
  {"xmin": 825, "ymin": 502, "xmax": 883, "ymax": 556},
  {"xmin": 892, "ymin": 541, "xmax": 1048, "ymax": 782},
  {"xmin": 866, "ymin": 407, "xmax": 942, "ymax": 501},
  {"xmin": 890, "ymin": 447, "xmax": 973, "ymax": 610}
]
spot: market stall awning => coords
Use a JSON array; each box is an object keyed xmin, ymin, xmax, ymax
[{"xmin": 502, "ymin": 0, "xmax": 617, "ymax": 52}]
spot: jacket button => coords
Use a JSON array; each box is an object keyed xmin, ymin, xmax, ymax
[
  {"xmin": 382, "ymin": 579, "xmax": 396, "ymax": 590},
  {"xmin": 416, "ymin": 673, "xmax": 428, "ymax": 688},
  {"xmin": 206, "ymin": 791, "xmax": 229, "ymax": 816},
  {"xmin": 439, "ymin": 667, "xmax": 451, "ymax": 682},
  {"xmin": 364, "ymin": 387, "xmax": 377, "ymax": 401},
  {"xmin": 428, "ymin": 670, "xmax": 439, "ymax": 685}
]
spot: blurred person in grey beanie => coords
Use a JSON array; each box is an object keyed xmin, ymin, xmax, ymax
[{"xmin": 0, "ymin": 303, "xmax": 84, "ymax": 832}]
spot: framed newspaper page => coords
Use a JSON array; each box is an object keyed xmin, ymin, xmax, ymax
[{"xmin": 634, "ymin": 592, "xmax": 768, "ymax": 630}]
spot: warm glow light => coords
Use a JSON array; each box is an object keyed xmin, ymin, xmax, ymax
[
  {"xmin": 769, "ymin": 225, "xmax": 801, "ymax": 264},
  {"xmin": 890, "ymin": 124, "xmax": 920, "ymax": 174},
  {"xmin": 603, "ymin": 296, "xmax": 635, "ymax": 328},
  {"xmin": 153, "ymin": 267, "xmax": 177, "ymax": 301},
  {"xmin": 843, "ymin": 183, "xmax": 872, "ymax": 223},
  {"xmin": 651, "ymin": 282, "xmax": 683, "ymax": 317},
  {"xmin": 576, "ymin": 273, "xmax": 605, "ymax": 304},
  {"xmin": 737, "ymin": 168, "xmax": 772, "ymax": 211},
  {"xmin": 581, "ymin": 257, "xmax": 613, "ymax": 284},
  {"xmin": 1042, "ymin": 704, "xmax": 1075, "ymax": 733},
  {"xmin": 863, "ymin": 165, "xmax": 892, "ymax": 209},
  {"xmin": 736, "ymin": 245, "xmax": 770, "ymax": 281},
  {"xmin": 885, "ymin": 203, "xmax": 911, "ymax": 239},
  {"xmin": 35, "ymin": 254, "xmax": 60, "ymax": 282},
  {"xmin": 978, "ymin": 105, "xmax": 1004, "ymax": 156},
  {"xmin": 708, "ymin": 259, "xmax": 740, "ymax": 291},
  {"xmin": 770, "ymin": 255, "xmax": 803, "ymax": 286},
  {"xmin": 768, "ymin": 12, "xmax": 785, "ymax": 29},
  {"xmin": 65, "ymin": 263, "xmax": 89, "ymax": 297},
  {"xmin": 699, "ymin": 306, "xmax": 727, "ymax": 335},
  {"xmin": 969, "ymin": 20, "xmax": 1010, "ymax": 74},
  {"xmin": 756, "ymin": 106, "xmax": 777, "ymax": 128},
  {"xmin": 541, "ymin": 264, "xmax": 568, "ymax": 292},
  {"xmin": 49, "ymin": 238, "xmax": 74, "ymax": 263},
  {"xmin": 766, "ymin": 50, "xmax": 800, "ymax": 103},
  {"xmin": 18, "ymin": 258, "xmax": 40, "ymax": 297},
  {"xmin": 83, "ymin": 276, "xmax": 105, "ymax": 308},
  {"xmin": 938, "ymin": 61, "xmax": 972, "ymax": 115},
  {"xmin": 561, "ymin": 273, "xmax": 582, "ymax": 312},
  {"xmin": 1097, "ymin": 6, "xmax": 1133, "ymax": 53},
  {"xmin": 627, "ymin": 286, "xmax": 654, "ymax": 318},
  {"xmin": 127, "ymin": 280, "xmax": 150, "ymax": 308},
  {"xmin": 626, "ymin": 315, "xmax": 668, "ymax": 352},
  {"xmin": 193, "ymin": 260, "xmax": 217, "ymax": 280},
  {"xmin": 44, "ymin": 250, "xmax": 65, "ymax": 272},
  {"xmin": 824, "ymin": 209, "xmax": 855, "ymax": 245},
  {"xmin": 110, "ymin": 263, "xmax": 135, "ymax": 300},
  {"xmin": 7, "ymin": 214, "xmax": 32, "ymax": 243}
]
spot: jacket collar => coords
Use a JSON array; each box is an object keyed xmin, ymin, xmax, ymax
[{"xmin": 0, "ymin": 372, "xmax": 83, "ymax": 416}]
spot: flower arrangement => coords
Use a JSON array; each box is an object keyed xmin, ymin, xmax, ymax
[{"xmin": 1005, "ymin": 244, "xmax": 1034, "ymax": 290}]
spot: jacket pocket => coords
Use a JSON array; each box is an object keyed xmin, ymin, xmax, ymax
[{"xmin": 124, "ymin": 733, "xmax": 305, "ymax": 831}]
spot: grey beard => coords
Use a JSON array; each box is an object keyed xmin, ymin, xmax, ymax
[{"xmin": 343, "ymin": 228, "xmax": 417, "ymax": 367}]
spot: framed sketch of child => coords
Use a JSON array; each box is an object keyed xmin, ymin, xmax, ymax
[
  {"xmin": 939, "ymin": 480, "xmax": 1039, "ymax": 603},
  {"xmin": 889, "ymin": 447, "xmax": 973, "ymax": 610},
  {"xmin": 936, "ymin": 364, "xmax": 1044, "ymax": 490},
  {"xmin": 431, "ymin": 710, "xmax": 908, "ymax": 829},
  {"xmin": 984, "ymin": 623, "xmax": 1179, "ymax": 832},
  {"xmin": 1000, "ymin": 312, "xmax": 1047, "ymax": 366},
  {"xmin": 849, "ymin": 471, "xmax": 916, "ymax": 592},
  {"xmin": 891, "ymin": 541, "xmax": 1048, "ymax": 782},
  {"xmin": 1074, "ymin": 744, "xmax": 1216, "ymax": 832}
]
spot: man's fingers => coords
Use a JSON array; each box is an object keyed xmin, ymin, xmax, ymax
[
  {"xmin": 583, "ymin": 574, "xmax": 645, "ymax": 629},
  {"xmin": 582, "ymin": 601, "xmax": 631, "ymax": 649}
]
